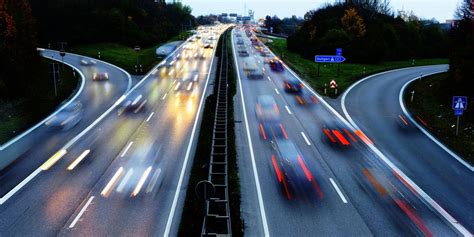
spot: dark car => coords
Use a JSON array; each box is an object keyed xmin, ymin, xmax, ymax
[
  {"xmin": 119, "ymin": 93, "xmax": 147, "ymax": 114},
  {"xmin": 45, "ymin": 102, "xmax": 83, "ymax": 130},
  {"xmin": 238, "ymin": 49, "xmax": 249, "ymax": 57},
  {"xmin": 256, "ymin": 95, "xmax": 286, "ymax": 140},
  {"xmin": 271, "ymin": 139, "xmax": 322, "ymax": 200},
  {"xmin": 92, "ymin": 70, "xmax": 109, "ymax": 81},
  {"xmin": 270, "ymin": 58, "xmax": 284, "ymax": 72},
  {"xmin": 283, "ymin": 78, "xmax": 303, "ymax": 93}
]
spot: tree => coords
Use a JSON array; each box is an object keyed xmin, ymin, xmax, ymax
[{"xmin": 341, "ymin": 8, "xmax": 366, "ymax": 37}]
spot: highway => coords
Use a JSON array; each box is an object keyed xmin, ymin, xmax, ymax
[
  {"xmin": 341, "ymin": 65, "xmax": 474, "ymax": 234},
  {"xmin": 0, "ymin": 26, "xmax": 226, "ymax": 236},
  {"xmin": 232, "ymin": 27, "xmax": 464, "ymax": 236}
]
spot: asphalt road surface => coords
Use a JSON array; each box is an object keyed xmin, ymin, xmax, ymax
[
  {"xmin": 0, "ymin": 26, "xmax": 226, "ymax": 236},
  {"xmin": 341, "ymin": 65, "xmax": 474, "ymax": 234},
  {"xmin": 232, "ymin": 27, "xmax": 464, "ymax": 236}
]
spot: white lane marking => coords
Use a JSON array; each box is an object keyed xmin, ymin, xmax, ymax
[
  {"xmin": 285, "ymin": 105, "xmax": 292, "ymax": 115},
  {"xmin": 101, "ymin": 167, "xmax": 124, "ymax": 196},
  {"xmin": 340, "ymin": 66, "xmax": 472, "ymax": 236},
  {"xmin": 120, "ymin": 141, "xmax": 134, "ymax": 158},
  {"xmin": 67, "ymin": 149, "xmax": 91, "ymax": 171},
  {"xmin": 231, "ymin": 29, "xmax": 270, "ymax": 236},
  {"xmin": 132, "ymin": 166, "xmax": 152, "ymax": 196},
  {"xmin": 0, "ymin": 51, "xmax": 86, "ymax": 151},
  {"xmin": 69, "ymin": 196, "xmax": 95, "ymax": 229},
  {"xmin": 0, "ymin": 32, "xmax": 196, "ymax": 205},
  {"xmin": 146, "ymin": 168, "xmax": 162, "ymax": 193},
  {"xmin": 274, "ymin": 88, "xmax": 280, "ymax": 95},
  {"xmin": 162, "ymin": 92, "xmax": 168, "ymax": 100},
  {"xmin": 399, "ymin": 73, "xmax": 473, "ymax": 172},
  {"xmin": 164, "ymin": 30, "xmax": 222, "ymax": 237},
  {"xmin": 267, "ymin": 76, "xmax": 271, "ymax": 81},
  {"xmin": 146, "ymin": 112, "xmax": 155, "ymax": 122},
  {"xmin": 330, "ymin": 178, "xmax": 348, "ymax": 203},
  {"xmin": 301, "ymin": 132, "xmax": 311, "ymax": 146},
  {"xmin": 117, "ymin": 168, "xmax": 134, "ymax": 193}
]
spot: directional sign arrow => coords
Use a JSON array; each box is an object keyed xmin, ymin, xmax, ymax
[{"xmin": 315, "ymin": 55, "xmax": 346, "ymax": 63}]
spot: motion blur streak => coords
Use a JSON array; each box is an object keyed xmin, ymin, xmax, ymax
[
  {"xmin": 395, "ymin": 199, "xmax": 433, "ymax": 237},
  {"xmin": 41, "ymin": 149, "xmax": 67, "ymax": 170},
  {"xmin": 297, "ymin": 155, "xmax": 312, "ymax": 182},
  {"xmin": 259, "ymin": 124, "xmax": 267, "ymax": 140},
  {"xmin": 280, "ymin": 124, "xmax": 289, "ymax": 139},
  {"xmin": 354, "ymin": 130, "xmax": 373, "ymax": 145},
  {"xmin": 399, "ymin": 115, "xmax": 409, "ymax": 126},
  {"xmin": 332, "ymin": 130, "xmax": 350, "ymax": 146},
  {"xmin": 101, "ymin": 167, "xmax": 124, "ymax": 197},
  {"xmin": 416, "ymin": 116, "xmax": 429, "ymax": 127},
  {"xmin": 392, "ymin": 171, "xmax": 418, "ymax": 197},
  {"xmin": 272, "ymin": 155, "xmax": 283, "ymax": 182},
  {"xmin": 343, "ymin": 128, "xmax": 357, "ymax": 142},
  {"xmin": 362, "ymin": 168, "xmax": 387, "ymax": 196},
  {"xmin": 132, "ymin": 166, "xmax": 152, "ymax": 197},
  {"xmin": 67, "ymin": 149, "xmax": 91, "ymax": 171},
  {"xmin": 323, "ymin": 129, "xmax": 336, "ymax": 143}
]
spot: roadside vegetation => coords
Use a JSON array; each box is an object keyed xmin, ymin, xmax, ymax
[
  {"xmin": 179, "ymin": 28, "xmax": 243, "ymax": 236},
  {"xmin": 405, "ymin": 73, "xmax": 473, "ymax": 163},
  {"xmin": 265, "ymin": 38, "xmax": 447, "ymax": 97}
]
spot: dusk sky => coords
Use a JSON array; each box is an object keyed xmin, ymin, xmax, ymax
[{"xmin": 180, "ymin": 0, "xmax": 460, "ymax": 22}]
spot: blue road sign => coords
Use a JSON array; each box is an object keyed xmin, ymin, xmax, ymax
[
  {"xmin": 315, "ymin": 55, "xmax": 346, "ymax": 63},
  {"xmin": 336, "ymin": 48, "xmax": 342, "ymax": 56},
  {"xmin": 452, "ymin": 96, "xmax": 467, "ymax": 110},
  {"xmin": 454, "ymin": 109, "xmax": 464, "ymax": 116}
]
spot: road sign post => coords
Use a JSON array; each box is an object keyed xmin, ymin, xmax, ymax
[
  {"xmin": 330, "ymin": 80, "xmax": 338, "ymax": 95},
  {"xmin": 49, "ymin": 63, "xmax": 60, "ymax": 97},
  {"xmin": 134, "ymin": 45, "xmax": 141, "ymax": 73},
  {"xmin": 452, "ymin": 96, "xmax": 468, "ymax": 136},
  {"xmin": 315, "ymin": 54, "xmax": 345, "ymax": 77},
  {"xmin": 410, "ymin": 90, "xmax": 415, "ymax": 103}
]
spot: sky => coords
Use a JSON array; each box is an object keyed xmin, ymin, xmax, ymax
[{"xmin": 179, "ymin": 0, "xmax": 461, "ymax": 22}]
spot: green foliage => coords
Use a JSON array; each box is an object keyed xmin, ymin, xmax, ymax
[{"xmin": 287, "ymin": 3, "xmax": 449, "ymax": 63}]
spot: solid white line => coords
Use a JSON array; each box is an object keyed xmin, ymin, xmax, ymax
[
  {"xmin": 274, "ymin": 88, "xmax": 280, "ymax": 95},
  {"xmin": 340, "ymin": 66, "xmax": 472, "ymax": 236},
  {"xmin": 301, "ymin": 132, "xmax": 311, "ymax": 146},
  {"xmin": 146, "ymin": 112, "xmax": 155, "ymax": 122},
  {"xmin": 120, "ymin": 141, "xmax": 134, "ymax": 158},
  {"xmin": 285, "ymin": 105, "xmax": 292, "ymax": 115},
  {"xmin": 69, "ymin": 196, "xmax": 95, "ymax": 229},
  {"xmin": 231, "ymin": 29, "xmax": 270, "ymax": 236},
  {"xmin": 0, "ymin": 36, "xmax": 194, "ymax": 205},
  {"xmin": 329, "ymin": 178, "xmax": 348, "ymax": 204},
  {"xmin": 101, "ymin": 167, "xmax": 124, "ymax": 196},
  {"xmin": 163, "ymin": 30, "xmax": 222, "ymax": 237},
  {"xmin": 399, "ymin": 73, "xmax": 474, "ymax": 172}
]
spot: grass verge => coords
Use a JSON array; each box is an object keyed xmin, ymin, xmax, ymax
[
  {"xmin": 179, "ymin": 28, "xmax": 243, "ymax": 236},
  {"xmin": 0, "ymin": 59, "xmax": 79, "ymax": 144},
  {"xmin": 263, "ymin": 38, "xmax": 448, "ymax": 98},
  {"xmin": 404, "ymin": 73, "xmax": 474, "ymax": 163}
]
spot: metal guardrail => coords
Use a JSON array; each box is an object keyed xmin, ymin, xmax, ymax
[{"xmin": 201, "ymin": 30, "xmax": 232, "ymax": 236}]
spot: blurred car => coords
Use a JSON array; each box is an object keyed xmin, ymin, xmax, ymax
[
  {"xmin": 270, "ymin": 58, "xmax": 284, "ymax": 72},
  {"xmin": 183, "ymin": 43, "xmax": 194, "ymax": 50},
  {"xmin": 238, "ymin": 49, "xmax": 249, "ymax": 57},
  {"xmin": 80, "ymin": 58, "xmax": 97, "ymax": 66},
  {"xmin": 119, "ymin": 93, "xmax": 147, "ymax": 114},
  {"xmin": 174, "ymin": 78, "xmax": 195, "ymax": 98},
  {"xmin": 237, "ymin": 39, "xmax": 245, "ymax": 45},
  {"xmin": 283, "ymin": 77, "xmax": 304, "ymax": 93},
  {"xmin": 45, "ymin": 102, "xmax": 83, "ymax": 130},
  {"xmin": 243, "ymin": 58, "xmax": 263, "ymax": 79},
  {"xmin": 271, "ymin": 138, "xmax": 321, "ymax": 200},
  {"xmin": 260, "ymin": 48, "xmax": 270, "ymax": 57},
  {"xmin": 92, "ymin": 70, "xmax": 109, "ymax": 81},
  {"xmin": 256, "ymin": 95, "xmax": 286, "ymax": 140},
  {"xmin": 203, "ymin": 40, "xmax": 214, "ymax": 48},
  {"xmin": 236, "ymin": 33, "xmax": 242, "ymax": 37}
]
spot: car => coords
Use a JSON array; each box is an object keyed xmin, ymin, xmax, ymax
[
  {"xmin": 174, "ymin": 77, "xmax": 196, "ymax": 98},
  {"xmin": 237, "ymin": 39, "xmax": 245, "ymax": 45},
  {"xmin": 238, "ymin": 49, "xmax": 249, "ymax": 57},
  {"xmin": 203, "ymin": 40, "xmax": 214, "ymax": 48},
  {"xmin": 183, "ymin": 43, "xmax": 194, "ymax": 50},
  {"xmin": 283, "ymin": 77, "xmax": 304, "ymax": 93},
  {"xmin": 259, "ymin": 48, "xmax": 270, "ymax": 57},
  {"xmin": 119, "ymin": 93, "xmax": 147, "ymax": 114},
  {"xmin": 93, "ymin": 70, "xmax": 109, "ymax": 81},
  {"xmin": 269, "ymin": 58, "xmax": 284, "ymax": 72},
  {"xmin": 243, "ymin": 58, "xmax": 263, "ymax": 79},
  {"xmin": 256, "ymin": 95, "xmax": 286, "ymax": 140},
  {"xmin": 45, "ymin": 102, "xmax": 83, "ymax": 130},
  {"xmin": 271, "ymin": 138, "xmax": 321, "ymax": 200}
]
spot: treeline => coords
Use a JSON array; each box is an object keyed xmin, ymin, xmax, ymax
[
  {"xmin": 264, "ymin": 15, "xmax": 304, "ymax": 36},
  {"xmin": 287, "ymin": 2, "xmax": 449, "ymax": 63},
  {"xmin": 30, "ymin": 0, "xmax": 195, "ymax": 47}
]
